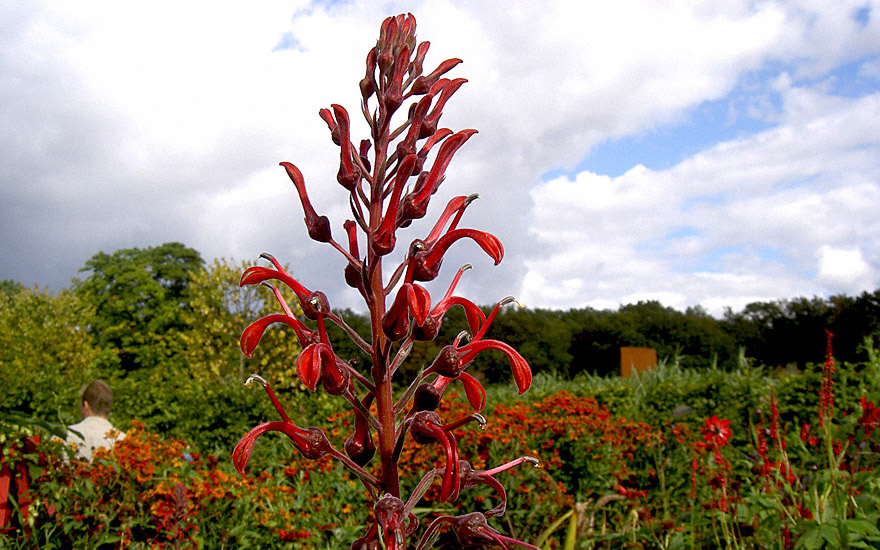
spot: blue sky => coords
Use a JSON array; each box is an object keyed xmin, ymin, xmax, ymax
[{"xmin": 1, "ymin": 1, "xmax": 879, "ymax": 316}]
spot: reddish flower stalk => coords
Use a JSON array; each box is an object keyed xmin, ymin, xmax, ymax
[
  {"xmin": 818, "ymin": 329, "xmax": 836, "ymax": 428},
  {"xmin": 231, "ymin": 13, "xmax": 533, "ymax": 549}
]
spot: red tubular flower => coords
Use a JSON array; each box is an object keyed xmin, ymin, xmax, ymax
[
  {"xmin": 410, "ymin": 411, "xmax": 461, "ymax": 502},
  {"xmin": 359, "ymin": 47, "xmax": 377, "ymax": 100},
  {"xmin": 372, "ymin": 154, "xmax": 418, "ymax": 256},
  {"xmin": 232, "ymin": 376, "xmax": 332, "ymax": 473},
  {"xmin": 382, "ymin": 282, "xmax": 431, "ymax": 341},
  {"xmin": 410, "ymin": 411, "xmax": 486, "ymax": 502},
  {"xmin": 416, "ymin": 512, "xmax": 541, "ymax": 550},
  {"xmin": 409, "ymin": 57, "xmax": 462, "ymax": 99},
  {"xmin": 240, "ymin": 255, "xmax": 310, "ymax": 303},
  {"xmin": 420, "ymin": 78, "xmax": 467, "ymax": 136},
  {"xmin": 423, "ymin": 296, "xmax": 531, "ymax": 394},
  {"xmin": 318, "ymin": 107, "xmax": 340, "ymax": 145},
  {"xmin": 343, "ymin": 219, "xmax": 365, "ymax": 292},
  {"xmin": 408, "ymin": 229, "xmax": 503, "ymax": 282},
  {"xmin": 456, "ymin": 339, "xmax": 531, "ymax": 395},
  {"xmin": 239, "ymin": 276, "xmax": 318, "ymax": 355},
  {"xmin": 413, "ymin": 264, "xmax": 485, "ymax": 341},
  {"xmin": 233, "ymin": 421, "xmax": 330, "ymax": 474},
  {"xmin": 374, "ymin": 494, "xmax": 407, "ymax": 550},
  {"xmin": 396, "ymin": 95, "xmax": 433, "ymax": 161},
  {"xmin": 240, "ymin": 254, "xmax": 331, "ymax": 321},
  {"xmin": 402, "ymin": 129, "xmax": 477, "ymax": 221},
  {"xmin": 331, "ymin": 104, "xmax": 360, "ymax": 190},
  {"xmin": 442, "ymin": 372, "xmax": 487, "ymax": 412},
  {"xmin": 422, "ymin": 194, "xmax": 480, "ymax": 245},
  {"xmin": 240, "ymin": 313, "xmax": 314, "ymax": 357},
  {"xmin": 280, "ymin": 161, "xmax": 332, "ymax": 242},
  {"xmin": 455, "ymin": 457, "xmax": 539, "ymax": 517},
  {"xmin": 701, "ymin": 415, "xmax": 732, "ymax": 447},
  {"xmin": 297, "ymin": 342, "xmax": 349, "ymax": 394},
  {"xmin": 345, "ymin": 406, "xmax": 376, "ymax": 467},
  {"xmin": 408, "ymin": 40, "xmax": 431, "ymax": 89}
]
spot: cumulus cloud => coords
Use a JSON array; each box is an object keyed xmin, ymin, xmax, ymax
[
  {"xmin": 522, "ymin": 84, "xmax": 880, "ymax": 314},
  {"xmin": 1, "ymin": 0, "xmax": 879, "ymax": 317},
  {"xmin": 817, "ymin": 245, "xmax": 874, "ymax": 291}
]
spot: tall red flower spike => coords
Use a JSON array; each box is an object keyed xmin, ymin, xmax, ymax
[{"xmin": 232, "ymin": 13, "xmax": 535, "ymax": 549}]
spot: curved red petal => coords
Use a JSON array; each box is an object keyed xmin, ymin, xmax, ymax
[
  {"xmin": 233, "ymin": 421, "xmax": 310, "ymax": 474},
  {"xmin": 461, "ymin": 340, "xmax": 531, "ymax": 394},
  {"xmin": 296, "ymin": 343, "xmax": 326, "ymax": 391},
  {"xmin": 429, "ymin": 229, "xmax": 503, "ymax": 269},
  {"xmin": 458, "ymin": 372, "xmax": 487, "ymax": 412},
  {"xmin": 239, "ymin": 266, "xmax": 310, "ymax": 298},
  {"xmin": 408, "ymin": 283, "xmax": 431, "ymax": 326},
  {"xmin": 442, "ymin": 296, "xmax": 486, "ymax": 335},
  {"xmin": 240, "ymin": 314, "xmax": 309, "ymax": 357},
  {"xmin": 232, "ymin": 421, "xmax": 278, "ymax": 474}
]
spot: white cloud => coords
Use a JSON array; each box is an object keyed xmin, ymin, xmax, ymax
[
  {"xmin": 522, "ymin": 85, "xmax": 880, "ymax": 314},
  {"xmin": 1, "ymin": 0, "xmax": 879, "ymax": 318},
  {"xmin": 817, "ymin": 245, "xmax": 874, "ymax": 291}
]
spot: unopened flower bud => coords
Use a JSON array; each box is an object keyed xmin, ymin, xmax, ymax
[{"xmin": 413, "ymin": 383, "xmax": 442, "ymax": 411}]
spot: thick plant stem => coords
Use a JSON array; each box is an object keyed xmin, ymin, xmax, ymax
[{"xmin": 368, "ymin": 135, "xmax": 400, "ymax": 499}]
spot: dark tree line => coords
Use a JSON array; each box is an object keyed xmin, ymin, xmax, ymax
[
  {"xmin": 326, "ymin": 292, "xmax": 880, "ymax": 382},
  {"xmin": 5, "ymin": 242, "xmax": 879, "ymax": 386}
]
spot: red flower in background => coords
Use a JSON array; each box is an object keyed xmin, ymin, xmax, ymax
[
  {"xmin": 701, "ymin": 416, "xmax": 732, "ymax": 448},
  {"xmin": 859, "ymin": 398, "xmax": 880, "ymax": 437}
]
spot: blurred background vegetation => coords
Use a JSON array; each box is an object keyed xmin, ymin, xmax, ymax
[{"xmin": 1, "ymin": 240, "xmax": 879, "ymax": 453}]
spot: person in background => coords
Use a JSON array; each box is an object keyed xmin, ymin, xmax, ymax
[{"xmin": 66, "ymin": 380, "xmax": 125, "ymax": 461}]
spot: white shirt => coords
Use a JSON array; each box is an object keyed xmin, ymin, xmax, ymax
[{"xmin": 66, "ymin": 416, "xmax": 125, "ymax": 462}]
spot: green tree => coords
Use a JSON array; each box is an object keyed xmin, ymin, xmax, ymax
[
  {"xmin": 0, "ymin": 286, "xmax": 101, "ymax": 422},
  {"xmin": 181, "ymin": 258, "xmax": 306, "ymax": 386},
  {"xmin": 74, "ymin": 242, "xmax": 204, "ymax": 374},
  {"xmin": 481, "ymin": 307, "xmax": 573, "ymax": 381},
  {"xmin": 0, "ymin": 279, "xmax": 23, "ymax": 297}
]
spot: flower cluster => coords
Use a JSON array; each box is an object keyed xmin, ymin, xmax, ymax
[
  {"xmin": 818, "ymin": 329, "xmax": 836, "ymax": 427},
  {"xmin": 232, "ymin": 14, "xmax": 535, "ymax": 549}
]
